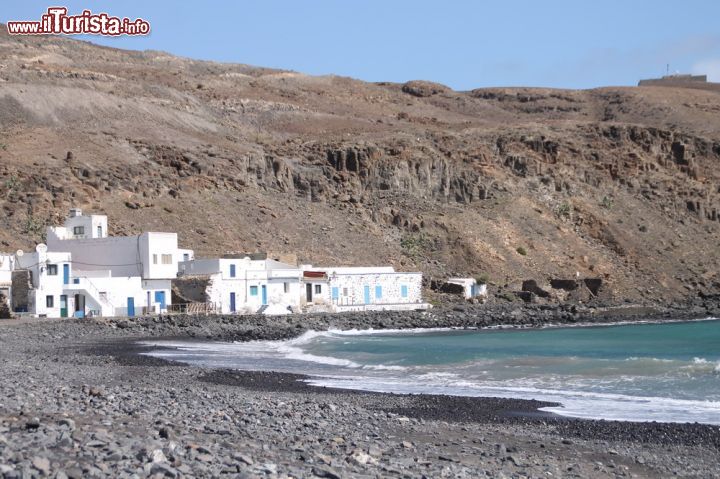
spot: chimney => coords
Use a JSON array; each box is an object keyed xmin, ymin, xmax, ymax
[{"xmin": 69, "ymin": 208, "xmax": 82, "ymax": 218}]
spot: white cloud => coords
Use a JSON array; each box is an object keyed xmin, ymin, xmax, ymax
[{"xmin": 692, "ymin": 59, "xmax": 720, "ymax": 82}]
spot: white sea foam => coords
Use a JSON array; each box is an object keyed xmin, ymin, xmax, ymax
[{"xmin": 303, "ymin": 375, "xmax": 720, "ymax": 425}]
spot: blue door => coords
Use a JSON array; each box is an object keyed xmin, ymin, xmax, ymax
[
  {"xmin": 230, "ymin": 292, "xmax": 236, "ymax": 312},
  {"xmin": 63, "ymin": 264, "xmax": 70, "ymax": 285},
  {"xmin": 331, "ymin": 287, "xmax": 339, "ymax": 303},
  {"xmin": 154, "ymin": 291, "xmax": 166, "ymax": 309},
  {"xmin": 261, "ymin": 285, "xmax": 267, "ymax": 305},
  {"xmin": 375, "ymin": 285, "xmax": 383, "ymax": 300},
  {"xmin": 127, "ymin": 297, "xmax": 135, "ymax": 317},
  {"xmin": 363, "ymin": 285, "xmax": 371, "ymax": 304}
]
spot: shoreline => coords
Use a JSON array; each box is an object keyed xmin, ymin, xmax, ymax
[
  {"xmin": 1, "ymin": 305, "xmax": 720, "ymax": 477},
  {"xmin": 134, "ymin": 316, "xmax": 720, "ymax": 426},
  {"xmin": 108, "ymin": 334, "xmax": 720, "ymax": 452}
]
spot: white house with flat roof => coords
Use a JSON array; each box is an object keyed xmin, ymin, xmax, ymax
[
  {"xmin": 0, "ymin": 253, "xmax": 15, "ymax": 314},
  {"xmin": 178, "ymin": 254, "xmax": 301, "ymax": 314},
  {"xmin": 13, "ymin": 246, "xmax": 72, "ymax": 317},
  {"xmin": 5, "ymin": 208, "xmax": 195, "ymax": 318},
  {"xmin": 445, "ymin": 277, "xmax": 487, "ymax": 299},
  {"xmin": 301, "ymin": 265, "xmax": 428, "ymax": 312}
]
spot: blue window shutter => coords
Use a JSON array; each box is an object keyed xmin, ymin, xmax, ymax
[
  {"xmin": 401, "ymin": 285, "xmax": 408, "ymax": 298},
  {"xmin": 230, "ymin": 264, "xmax": 236, "ymax": 278},
  {"xmin": 375, "ymin": 285, "xmax": 382, "ymax": 299},
  {"xmin": 250, "ymin": 286, "xmax": 258, "ymax": 296}
]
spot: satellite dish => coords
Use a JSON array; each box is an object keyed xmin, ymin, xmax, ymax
[
  {"xmin": 16, "ymin": 249, "xmax": 24, "ymax": 257},
  {"xmin": 36, "ymin": 244, "xmax": 48, "ymax": 254}
]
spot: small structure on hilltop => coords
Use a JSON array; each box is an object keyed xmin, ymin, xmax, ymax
[{"xmin": 638, "ymin": 73, "xmax": 707, "ymax": 86}]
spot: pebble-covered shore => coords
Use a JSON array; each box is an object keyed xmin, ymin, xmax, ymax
[{"xmin": 1, "ymin": 303, "xmax": 719, "ymax": 478}]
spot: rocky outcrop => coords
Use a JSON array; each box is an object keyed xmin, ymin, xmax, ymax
[{"xmin": 401, "ymin": 80, "xmax": 451, "ymax": 97}]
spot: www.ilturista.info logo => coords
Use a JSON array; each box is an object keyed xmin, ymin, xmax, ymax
[{"xmin": 6, "ymin": 7, "xmax": 150, "ymax": 36}]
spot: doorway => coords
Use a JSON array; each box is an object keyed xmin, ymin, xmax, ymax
[
  {"xmin": 306, "ymin": 283, "xmax": 313, "ymax": 303},
  {"xmin": 74, "ymin": 294, "xmax": 85, "ymax": 318},
  {"xmin": 154, "ymin": 291, "xmax": 166, "ymax": 310},
  {"xmin": 60, "ymin": 295, "xmax": 68, "ymax": 318}
]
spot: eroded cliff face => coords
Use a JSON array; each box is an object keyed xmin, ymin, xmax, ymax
[{"xmin": 0, "ymin": 28, "xmax": 719, "ymax": 302}]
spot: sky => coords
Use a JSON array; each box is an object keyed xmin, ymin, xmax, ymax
[{"xmin": 3, "ymin": 1, "xmax": 720, "ymax": 90}]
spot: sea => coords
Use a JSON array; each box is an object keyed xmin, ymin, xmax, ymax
[{"xmin": 141, "ymin": 319, "xmax": 720, "ymax": 425}]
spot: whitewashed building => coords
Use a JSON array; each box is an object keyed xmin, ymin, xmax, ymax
[
  {"xmin": 445, "ymin": 277, "xmax": 487, "ymax": 299},
  {"xmin": 301, "ymin": 265, "xmax": 428, "ymax": 312},
  {"xmin": 9, "ymin": 208, "xmax": 194, "ymax": 318},
  {"xmin": 178, "ymin": 254, "xmax": 301, "ymax": 314},
  {"xmin": 14, "ymin": 246, "xmax": 72, "ymax": 317},
  {"xmin": 0, "ymin": 253, "xmax": 16, "ymax": 313}
]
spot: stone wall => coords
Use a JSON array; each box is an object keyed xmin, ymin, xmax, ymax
[{"xmin": 10, "ymin": 270, "xmax": 31, "ymax": 313}]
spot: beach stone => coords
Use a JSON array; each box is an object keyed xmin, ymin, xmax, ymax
[
  {"xmin": 234, "ymin": 453, "xmax": 254, "ymax": 465},
  {"xmin": 312, "ymin": 466, "xmax": 341, "ymax": 479},
  {"xmin": 24, "ymin": 418, "xmax": 40, "ymax": 430},
  {"xmin": 151, "ymin": 449, "xmax": 167, "ymax": 463},
  {"xmin": 31, "ymin": 456, "xmax": 50, "ymax": 474},
  {"xmin": 150, "ymin": 462, "xmax": 178, "ymax": 478},
  {"xmin": 368, "ymin": 445, "xmax": 383, "ymax": 457},
  {"xmin": 349, "ymin": 450, "xmax": 376, "ymax": 465},
  {"xmin": 58, "ymin": 418, "xmax": 76, "ymax": 430}
]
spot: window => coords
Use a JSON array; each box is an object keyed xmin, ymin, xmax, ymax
[
  {"xmin": 343, "ymin": 288, "xmax": 348, "ymax": 296},
  {"xmin": 283, "ymin": 282, "xmax": 289, "ymax": 293},
  {"xmin": 250, "ymin": 286, "xmax": 258, "ymax": 296},
  {"xmin": 152, "ymin": 254, "xmax": 158, "ymax": 265},
  {"xmin": 314, "ymin": 284, "xmax": 322, "ymax": 294},
  {"xmin": 47, "ymin": 264, "xmax": 58, "ymax": 276},
  {"xmin": 73, "ymin": 226, "xmax": 84, "ymax": 235},
  {"xmin": 97, "ymin": 225, "xmax": 102, "ymax": 237},
  {"xmin": 183, "ymin": 253, "xmax": 189, "ymax": 261},
  {"xmin": 229, "ymin": 264, "xmax": 236, "ymax": 278},
  {"xmin": 375, "ymin": 285, "xmax": 383, "ymax": 299},
  {"xmin": 46, "ymin": 295, "xmax": 54, "ymax": 308},
  {"xmin": 401, "ymin": 285, "xmax": 408, "ymax": 298},
  {"xmin": 161, "ymin": 254, "xmax": 172, "ymax": 265}
]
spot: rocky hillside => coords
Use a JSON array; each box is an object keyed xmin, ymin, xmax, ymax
[{"xmin": 1, "ymin": 27, "xmax": 719, "ymax": 302}]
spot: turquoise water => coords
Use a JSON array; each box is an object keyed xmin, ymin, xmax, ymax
[{"xmin": 143, "ymin": 319, "xmax": 720, "ymax": 425}]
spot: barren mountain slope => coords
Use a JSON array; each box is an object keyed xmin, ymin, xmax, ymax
[{"xmin": 1, "ymin": 28, "xmax": 719, "ymax": 302}]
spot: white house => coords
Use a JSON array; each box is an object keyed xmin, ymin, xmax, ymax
[
  {"xmin": 445, "ymin": 277, "xmax": 487, "ymax": 300},
  {"xmin": 8, "ymin": 208, "xmax": 194, "ymax": 318},
  {"xmin": 301, "ymin": 265, "xmax": 428, "ymax": 312},
  {"xmin": 13, "ymin": 246, "xmax": 73, "ymax": 317},
  {"xmin": 0, "ymin": 253, "xmax": 15, "ymax": 313},
  {"xmin": 178, "ymin": 254, "xmax": 302, "ymax": 314}
]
